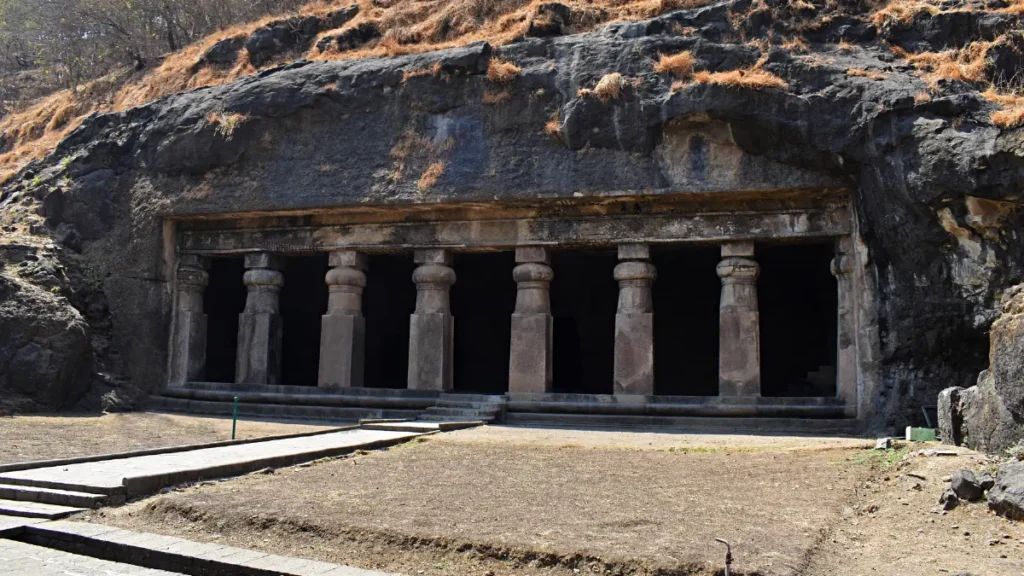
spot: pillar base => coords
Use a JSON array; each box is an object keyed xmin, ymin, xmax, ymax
[
  {"xmin": 718, "ymin": 307, "xmax": 760, "ymax": 397},
  {"xmin": 613, "ymin": 312, "xmax": 654, "ymax": 396},
  {"xmin": 509, "ymin": 313, "xmax": 553, "ymax": 393},
  {"xmin": 169, "ymin": 311, "xmax": 207, "ymax": 387},
  {"xmin": 408, "ymin": 313, "xmax": 453, "ymax": 391},
  {"xmin": 318, "ymin": 314, "xmax": 365, "ymax": 388},
  {"xmin": 236, "ymin": 312, "xmax": 282, "ymax": 384}
]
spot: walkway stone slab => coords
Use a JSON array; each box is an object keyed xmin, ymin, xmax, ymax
[
  {"xmin": 0, "ymin": 538, "xmax": 184, "ymax": 575},
  {"xmin": 0, "ymin": 513, "xmax": 47, "ymax": 537},
  {"xmin": 0, "ymin": 429, "xmax": 420, "ymax": 498},
  {"xmin": 0, "ymin": 498, "xmax": 85, "ymax": 519},
  {"xmin": 361, "ymin": 421, "xmax": 480, "ymax": 433},
  {"xmin": 25, "ymin": 521, "xmax": 400, "ymax": 575}
]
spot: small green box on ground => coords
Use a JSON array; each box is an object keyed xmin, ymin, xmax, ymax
[{"xmin": 905, "ymin": 427, "xmax": 937, "ymax": 442}]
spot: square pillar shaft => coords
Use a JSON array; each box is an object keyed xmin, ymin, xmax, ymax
[
  {"xmin": 509, "ymin": 247, "xmax": 554, "ymax": 393},
  {"xmin": 168, "ymin": 255, "xmax": 210, "ymax": 387},
  {"xmin": 717, "ymin": 242, "xmax": 761, "ymax": 396},
  {"xmin": 236, "ymin": 252, "xmax": 284, "ymax": 385},
  {"xmin": 318, "ymin": 251, "xmax": 368, "ymax": 388},
  {"xmin": 613, "ymin": 244, "xmax": 656, "ymax": 396},
  {"xmin": 832, "ymin": 238, "xmax": 858, "ymax": 411},
  {"xmin": 408, "ymin": 249, "xmax": 455, "ymax": 391}
]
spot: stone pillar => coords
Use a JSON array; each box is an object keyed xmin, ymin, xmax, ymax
[
  {"xmin": 831, "ymin": 237, "xmax": 857, "ymax": 407},
  {"xmin": 168, "ymin": 255, "xmax": 210, "ymax": 387},
  {"xmin": 509, "ymin": 247, "xmax": 554, "ymax": 394},
  {"xmin": 236, "ymin": 252, "xmax": 284, "ymax": 385},
  {"xmin": 318, "ymin": 250, "xmax": 367, "ymax": 388},
  {"xmin": 717, "ymin": 241, "xmax": 761, "ymax": 397},
  {"xmin": 407, "ymin": 249, "xmax": 455, "ymax": 391},
  {"xmin": 613, "ymin": 244, "xmax": 656, "ymax": 396}
]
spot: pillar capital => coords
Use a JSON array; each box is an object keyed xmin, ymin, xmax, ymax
[
  {"xmin": 328, "ymin": 250, "xmax": 368, "ymax": 270},
  {"xmin": 716, "ymin": 257, "xmax": 759, "ymax": 284},
  {"xmin": 617, "ymin": 243, "xmax": 651, "ymax": 261},
  {"xmin": 176, "ymin": 255, "xmax": 210, "ymax": 294},
  {"xmin": 515, "ymin": 246, "xmax": 550, "ymax": 265},
  {"xmin": 414, "ymin": 248, "xmax": 453, "ymax": 266},
  {"xmin": 244, "ymin": 251, "xmax": 284, "ymax": 270}
]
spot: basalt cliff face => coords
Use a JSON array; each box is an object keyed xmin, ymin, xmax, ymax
[{"xmin": 0, "ymin": 0, "xmax": 1021, "ymax": 430}]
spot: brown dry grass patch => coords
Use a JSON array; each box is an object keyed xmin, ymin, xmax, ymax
[
  {"xmin": 847, "ymin": 67, "xmax": 887, "ymax": 80},
  {"xmin": 984, "ymin": 87, "xmax": 1024, "ymax": 128},
  {"xmin": 482, "ymin": 89, "xmax": 511, "ymax": 104},
  {"xmin": 417, "ymin": 161, "xmax": 445, "ymax": 191},
  {"xmin": 693, "ymin": 66, "xmax": 789, "ymax": 90},
  {"xmin": 207, "ymin": 112, "xmax": 247, "ymax": 139},
  {"xmin": 653, "ymin": 51, "xmax": 696, "ymax": 79},
  {"xmin": 579, "ymin": 72, "xmax": 626, "ymax": 100},
  {"xmin": 896, "ymin": 42, "xmax": 991, "ymax": 84},
  {"xmin": 487, "ymin": 58, "xmax": 522, "ymax": 83}
]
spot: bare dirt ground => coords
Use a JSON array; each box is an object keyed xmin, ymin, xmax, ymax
[
  {"xmin": 81, "ymin": 426, "xmax": 1024, "ymax": 575},
  {"xmin": 0, "ymin": 412, "xmax": 335, "ymax": 463}
]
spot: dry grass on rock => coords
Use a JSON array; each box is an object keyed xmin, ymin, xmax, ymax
[
  {"xmin": 486, "ymin": 58, "xmax": 522, "ymax": 84},
  {"xmin": 693, "ymin": 67, "xmax": 789, "ymax": 90},
  {"xmin": 654, "ymin": 50, "xmax": 696, "ymax": 79},
  {"xmin": 0, "ymin": 0, "xmax": 711, "ymax": 183},
  {"xmin": 579, "ymin": 72, "xmax": 626, "ymax": 101},
  {"xmin": 985, "ymin": 88, "xmax": 1024, "ymax": 128}
]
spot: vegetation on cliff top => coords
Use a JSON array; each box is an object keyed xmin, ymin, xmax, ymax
[{"xmin": 0, "ymin": 0, "xmax": 1021, "ymax": 184}]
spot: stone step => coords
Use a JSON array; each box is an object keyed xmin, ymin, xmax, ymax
[
  {"xmin": 423, "ymin": 406, "xmax": 500, "ymax": 418},
  {"xmin": 184, "ymin": 381, "xmax": 440, "ymax": 399},
  {"xmin": 505, "ymin": 412, "xmax": 863, "ymax": 434},
  {"xmin": 0, "ymin": 484, "xmax": 107, "ymax": 509},
  {"xmin": 417, "ymin": 415, "xmax": 489, "ymax": 423},
  {"xmin": 436, "ymin": 393, "xmax": 506, "ymax": 404},
  {"xmin": 433, "ymin": 399, "xmax": 503, "ymax": 409},
  {"xmin": 149, "ymin": 396, "xmax": 422, "ymax": 422},
  {"xmin": 164, "ymin": 387, "xmax": 438, "ymax": 410},
  {"xmin": 0, "ymin": 499, "xmax": 87, "ymax": 519}
]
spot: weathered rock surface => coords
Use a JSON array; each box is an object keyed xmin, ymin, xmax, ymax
[
  {"xmin": 245, "ymin": 4, "xmax": 358, "ymax": 66},
  {"xmin": 0, "ymin": 0, "xmax": 1021, "ymax": 423},
  {"xmin": 0, "ymin": 248, "xmax": 90, "ymax": 413},
  {"xmin": 940, "ymin": 286, "xmax": 1024, "ymax": 452},
  {"xmin": 988, "ymin": 460, "xmax": 1024, "ymax": 520}
]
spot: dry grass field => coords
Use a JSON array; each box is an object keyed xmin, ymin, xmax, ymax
[
  {"xmin": 0, "ymin": 412, "xmax": 335, "ymax": 463},
  {"xmin": 80, "ymin": 426, "xmax": 1024, "ymax": 575}
]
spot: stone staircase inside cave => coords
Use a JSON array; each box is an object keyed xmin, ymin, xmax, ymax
[{"xmin": 418, "ymin": 393, "xmax": 507, "ymax": 423}]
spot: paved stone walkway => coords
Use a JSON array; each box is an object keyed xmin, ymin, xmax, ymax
[
  {"xmin": 27, "ymin": 520, "xmax": 396, "ymax": 575},
  {"xmin": 0, "ymin": 538, "xmax": 184, "ymax": 575},
  {"xmin": 0, "ymin": 428, "xmax": 419, "ymax": 497}
]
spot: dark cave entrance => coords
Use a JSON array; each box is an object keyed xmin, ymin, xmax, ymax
[
  {"xmin": 363, "ymin": 254, "xmax": 417, "ymax": 389},
  {"xmin": 203, "ymin": 256, "xmax": 246, "ymax": 383},
  {"xmin": 550, "ymin": 249, "xmax": 617, "ymax": 395},
  {"xmin": 758, "ymin": 241, "xmax": 838, "ymax": 397},
  {"xmin": 652, "ymin": 245, "xmax": 721, "ymax": 396},
  {"xmin": 279, "ymin": 254, "xmax": 329, "ymax": 386},
  {"xmin": 450, "ymin": 252, "xmax": 516, "ymax": 394}
]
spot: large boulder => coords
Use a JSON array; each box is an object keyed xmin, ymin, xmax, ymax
[
  {"xmin": 0, "ymin": 251, "xmax": 91, "ymax": 413},
  {"xmin": 940, "ymin": 285, "xmax": 1024, "ymax": 453},
  {"xmin": 989, "ymin": 460, "xmax": 1024, "ymax": 520},
  {"xmin": 246, "ymin": 5, "xmax": 358, "ymax": 66}
]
